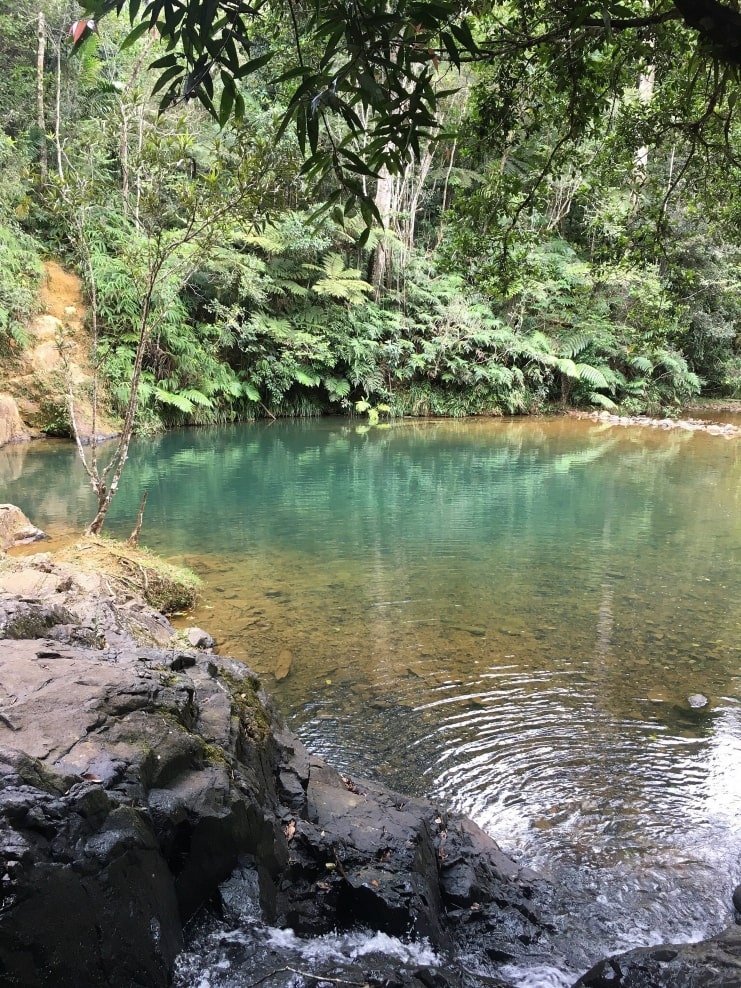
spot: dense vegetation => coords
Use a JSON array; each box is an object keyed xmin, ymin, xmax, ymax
[{"xmin": 2, "ymin": 0, "xmax": 741, "ymax": 435}]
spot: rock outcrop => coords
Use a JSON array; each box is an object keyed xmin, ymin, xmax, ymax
[
  {"xmin": 0, "ymin": 261, "xmax": 120, "ymax": 445},
  {"xmin": 0, "ymin": 396, "xmax": 30, "ymax": 447},
  {"xmin": 0, "ymin": 554, "xmax": 548, "ymax": 988}
]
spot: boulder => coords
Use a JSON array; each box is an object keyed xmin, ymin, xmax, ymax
[
  {"xmin": 184, "ymin": 625, "xmax": 215, "ymax": 649},
  {"xmin": 0, "ymin": 504, "xmax": 46, "ymax": 550},
  {"xmin": 0, "ymin": 396, "xmax": 29, "ymax": 447},
  {"xmin": 573, "ymin": 925, "xmax": 741, "ymax": 987}
]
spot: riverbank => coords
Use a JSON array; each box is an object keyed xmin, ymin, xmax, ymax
[{"xmin": 1, "ymin": 517, "xmax": 740, "ymax": 987}]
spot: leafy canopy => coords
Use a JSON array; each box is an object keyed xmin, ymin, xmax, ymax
[{"xmin": 77, "ymin": 0, "xmax": 741, "ymax": 219}]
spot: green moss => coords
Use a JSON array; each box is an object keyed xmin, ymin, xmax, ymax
[{"xmin": 219, "ymin": 669, "xmax": 271, "ymax": 741}]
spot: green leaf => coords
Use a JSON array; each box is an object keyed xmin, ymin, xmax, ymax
[
  {"xmin": 151, "ymin": 63, "xmax": 183, "ymax": 96},
  {"xmin": 219, "ymin": 75, "xmax": 234, "ymax": 127},
  {"xmin": 120, "ymin": 20, "xmax": 151, "ymax": 49},
  {"xmin": 294, "ymin": 368, "xmax": 321, "ymax": 387}
]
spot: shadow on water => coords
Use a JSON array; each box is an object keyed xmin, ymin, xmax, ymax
[{"xmin": 2, "ymin": 416, "xmax": 741, "ymax": 983}]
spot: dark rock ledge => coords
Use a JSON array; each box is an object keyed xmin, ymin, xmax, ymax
[
  {"xmin": 0, "ymin": 547, "xmax": 739, "ymax": 988},
  {"xmin": 0, "ymin": 551, "xmax": 550, "ymax": 988}
]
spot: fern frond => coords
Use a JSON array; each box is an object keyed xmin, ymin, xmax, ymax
[
  {"xmin": 559, "ymin": 333, "xmax": 594, "ymax": 359},
  {"xmin": 575, "ymin": 364, "xmax": 610, "ymax": 389},
  {"xmin": 153, "ymin": 387, "xmax": 194, "ymax": 413},
  {"xmin": 587, "ymin": 391, "xmax": 618, "ymax": 410},
  {"xmin": 556, "ymin": 357, "xmax": 579, "ymax": 378},
  {"xmin": 324, "ymin": 376, "xmax": 351, "ymax": 398},
  {"xmin": 628, "ymin": 355, "xmax": 654, "ymax": 374},
  {"xmin": 180, "ymin": 388, "xmax": 213, "ymax": 407}
]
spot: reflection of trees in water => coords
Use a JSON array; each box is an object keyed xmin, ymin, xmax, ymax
[
  {"xmin": 5, "ymin": 420, "xmax": 740, "ymax": 694},
  {"xmin": 0, "ymin": 439, "xmax": 97, "ymax": 530}
]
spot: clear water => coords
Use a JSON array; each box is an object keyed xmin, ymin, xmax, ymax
[{"xmin": 3, "ymin": 416, "xmax": 741, "ymax": 983}]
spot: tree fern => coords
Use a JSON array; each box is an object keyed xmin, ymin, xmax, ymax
[{"xmin": 312, "ymin": 253, "xmax": 374, "ymax": 304}]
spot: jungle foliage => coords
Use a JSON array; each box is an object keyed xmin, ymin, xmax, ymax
[{"xmin": 1, "ymin": 0, "xmax": 740, "ymax": 436}]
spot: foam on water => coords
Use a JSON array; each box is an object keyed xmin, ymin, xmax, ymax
[
  {"xmin": 263, "ymin": 927, "xmax": 441, "ymax": 966},
  {"xmin": 174, "ymin": 900, "xmax": 442, "ymax": 988},
  {"xmin": 500, "ymin": 963, "xmax": 574, "ymax": 988}
]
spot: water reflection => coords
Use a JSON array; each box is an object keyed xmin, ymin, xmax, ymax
[{"xmin": 2, "ymin": 416, "xmax": 741, "ymax": 977}]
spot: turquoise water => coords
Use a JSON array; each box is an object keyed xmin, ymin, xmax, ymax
[{"xmin": 2, "ymin": 416, "xmax": 741, "ymax": 982}]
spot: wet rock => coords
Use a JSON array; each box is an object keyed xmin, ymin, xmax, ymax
[
  {"xmin": 733, "ymin": 884, "xmax": 741, "ymax": 915},
  {"xmin": 0, "ymin": 503, "xmax": 46, "ymax": 549},
  {"xmin": 572, "ymin": 925, "xmax": 741, "ymax": 987},
  {"xmin": 175, "ymin": 905, "xmax": 494, "ymax": 988},
  {"xmin": 687, "ymin": 693, "xmax": 709, "ymax": 709},
  {"xmin": 184, "ymin": 625, "xmax": 215, "ymax": 648}
]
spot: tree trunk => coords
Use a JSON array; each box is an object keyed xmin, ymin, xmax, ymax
[
  {"xmin": 37, "ymin": 11, "xmax": 48, "ymax": 181},
  {"xmin": 127, "ymin": 490, "xmax": 148, "ymax": 546},
  {"xmin": 436, "ymin": 138, "xmax": 457, "ymax": 247},
  {"xmin": 120, "ymin": 37, "xmax": 155, "ymax": 213},
  {"xmin": 85, "ymin": 284, "xmax": 156, "ymax": 535},
  {"xmin": 405, "ymin": 144, "xmax": 435, "ymax": 251},
  {"xmin": 54, "ymin": 29, "xmax": 64, "ymax": 180},
  {"xmin": 120, "ymin": 103, "xmax": 130, "ymax": 205},
  {"xmin": 371, "ymin": 165, "xmax": 394, "ymax": 295},
  {"xmin": 633, "ymin": 64, "xmax": 655, "ymax": 190}
]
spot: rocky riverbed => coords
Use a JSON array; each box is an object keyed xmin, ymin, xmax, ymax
[
  {"xmin": 576, "ymin": 409, "xmax": 741, "ymax": 438},
  {"xmin": 0, "ymin": 509, "xmax": 739, "ymax": 988}
]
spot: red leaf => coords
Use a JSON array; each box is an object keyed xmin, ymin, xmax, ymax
[{"xmin": 69, "ymin": 19, "xmax": 96, "ymax": 43}]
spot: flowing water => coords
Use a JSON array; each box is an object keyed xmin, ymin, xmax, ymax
[{"xmin": 2, "ymin": 416, "xmax": 741, "ymax": 984}]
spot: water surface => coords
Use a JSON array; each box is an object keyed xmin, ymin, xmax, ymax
[{"xmin": 2, "ymin": 416, "xmax": 740, "ymax": 984}]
